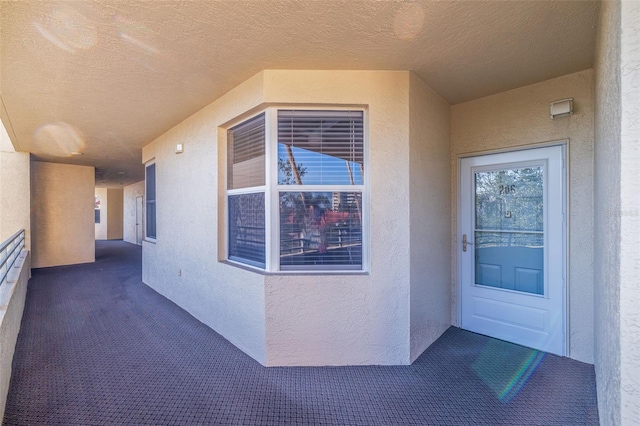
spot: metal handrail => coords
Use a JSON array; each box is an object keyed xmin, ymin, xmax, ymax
[{"xmin": 0, "ymin": 229, "xmax": 25, "ymax": 285}]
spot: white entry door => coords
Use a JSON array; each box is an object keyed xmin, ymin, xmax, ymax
[{"xmin": 459, "ymin": 145, "xmax": 566, "ymax": 355}]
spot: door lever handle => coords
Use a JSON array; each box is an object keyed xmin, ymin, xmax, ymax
[{"xmin": 462, "ymin": 234, "xmax": 474, "ymax": 252}]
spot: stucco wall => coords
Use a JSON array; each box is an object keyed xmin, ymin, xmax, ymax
[
  {"xmin": 142, "ymin": 70, "xmax": 450, "ymax": 366},
  {"xmin": 408, "ymin": 73, "xmax": 451, "ymax": 362},
  {"xmin": 594, "ymin": 1, "xmax": 621, "ymax": 424},
  {"xmin": 594, "ymin": 3, "xmax": 640, "ymax": 424},
  {"xmin": 123, "ymin": 181, "xmax": 144, "ymax": 245},
  {"xmin": 0, "ymin": 121, "xmax": 30, "ymax": 248},
  {"xmin": 96, "ymin": 188, "xmax": 124, "ymax": 241},
  {"xmin": 142, "ymin": 72, "xmax": 267, "ymax": 364},
  {"xmin": 262, "ymin": 70, "xmax": 412, "ymax": 366},
  {"xmin": 94, "ymin": 188, "xmax": 108, "ymax": 240},
  {"xmin": 619, "ymin": 2, "xmax": 640, "ymax": 423},
  {"xmin": 451, "ymin": 70, "xmax": 595, "ymax": 363},
  {"xmin": 31, "ymin": 161, "xmax": 95, "ymax": 268},
  {"xmin": 106, "ymin": 188, "xmax": 123, "ymax": 240}
]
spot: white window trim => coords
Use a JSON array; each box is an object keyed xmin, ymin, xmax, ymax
[
  {"xmin": 225, "ymin": 106, "xmax": 369, "ymax": 273},
  {"xmin": 144, "ymin": 160, "xmax": 157, "ymax": 243}
]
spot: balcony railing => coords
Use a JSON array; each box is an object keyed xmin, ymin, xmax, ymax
[{"xmin": 0, "ymin": 229, "xmax": 25, "ymax": 285}]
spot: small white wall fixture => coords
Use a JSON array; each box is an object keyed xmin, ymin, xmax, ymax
[{"xmin": 550, "ymin": 98, "xmax": 574, "ymax": 119}]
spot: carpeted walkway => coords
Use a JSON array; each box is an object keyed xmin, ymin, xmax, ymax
[{"xmin": 4, "ymin": 241, "xmax": 598, "ymax": 425}]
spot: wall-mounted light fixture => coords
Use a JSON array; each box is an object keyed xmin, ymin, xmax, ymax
[
  {"xmin": 176, "ymin": 143, "xmax": 184, "ymax": 154},
  {"xmin": 550, "ymin": 98, "xmax": 573, "ymax": 119}
]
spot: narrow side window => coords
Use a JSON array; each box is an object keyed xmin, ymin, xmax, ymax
[
  {"xmin": 227, "ymin": 113, "xmax": 266, "ymax": 268},
  {"xmin": 145, "ymin": 163, "xmax": 156, "ymax": 240}
]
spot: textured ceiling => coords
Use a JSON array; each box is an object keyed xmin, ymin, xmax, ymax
[{"xmin": 0, "ymin": 0, "xmax": 599, "ymax": 187}]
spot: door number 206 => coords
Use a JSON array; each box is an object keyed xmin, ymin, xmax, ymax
[{"xmin": 499, "ymin": 184, "xmax": 516, "ymax": 195}]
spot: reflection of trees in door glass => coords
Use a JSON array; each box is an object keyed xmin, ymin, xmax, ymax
[
  {"xmin": 475, "ymin": 167, "xmax": 543, "ymax": 232},
  {"xmin": 475, "ymin": 166, "xmax": 545, "ymax": 291}
]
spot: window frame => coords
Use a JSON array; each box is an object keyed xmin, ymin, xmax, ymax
[
  {"xmin": 226, "ymin": 112, "xmax": 269, "ymax": 268},
  {"xmin": 225, "ymin": 106, "xmax": 369, "ymax": 273},
  {"xmin": 145, "ymin": 161, "xmax": 157, "ymax": 242},
  {"xmin": 227, "ymin": 189, "xmax": 267, "ymax": 269}
]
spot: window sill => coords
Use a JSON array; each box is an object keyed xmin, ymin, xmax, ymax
[{"xmin": 221, "ymin": 260, "xmax": 369, "ymax": 276}]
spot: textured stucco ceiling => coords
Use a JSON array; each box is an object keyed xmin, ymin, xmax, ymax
[{"xmin": 0, "ymin": 0, "xmax": 599, "ymax": 186}]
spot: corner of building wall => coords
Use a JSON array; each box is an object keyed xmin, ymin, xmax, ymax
[
  {"xmin": 137, "ymin": 69, "xmax": 270, "ymax": 369},
  {"xmin": 593, "ymin": 0, "xmax": 624, "ymax": 424},
  {"xmin": 30, "ymin": 162, "xmax": 95, "ymax": 267},
  {"xmin": 407, "ymin": 71, "xmax": 452, "ymax": 363},
  {"xmin": 95, "ymin": 188, "xmax": 108, "ymax": 241},
  {"xmin": 123, "ymin": 181, "xmax": 145, "ymax": 245},
  {"xmin": 0, "ymin": 149, "xmax": 31, "ymax": 250},
  {"xmin": 218, "ymin": 71, "xmax": 266, "ymax": 122},
  {"xmin": 450, "ymin": 110, "xmax": 459, "ymax": 329},
  {"xmin": 262, "ymin": 69, "xmax": 410, "ymax": 107},
  {"xmin": 0, "ymin": 95, "xmax": 20, "ymax": 152},
  {"xmin": 141, "ymin": 142, "xmax": 156, "ymax": 165},
  {"xmin": 23, "ymin": 155, "xmax": 31, "ymax": 252},
  {"xmin": 106, "ymin": 188, "xmax": 124, "ymax": 240},
  {"xmin": 619, "ymin": 1, "xmax": 640, "ymax": 423}
]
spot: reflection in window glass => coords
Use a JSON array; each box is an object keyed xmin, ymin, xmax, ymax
[
  {"xmin": 278, "ymin": 110, "xmax": 364, "ymax": 186},
  {"xmin": 279, "ymin": 192, "xmax": 362, "ymax": 269},
  {"xmin": 146, "ymin": 163, "xmax": 156, "ymax": 239},
  {"xmin": 475, "ymin": 167, "xmax": 543, "ymax": 232},
  {"xmin": 228, "ymin": 193, "xmax": 265, "ymax": 268},
  {"xmin": 227, "ymin": 108, "xmax": 366, "ymax": 272},
  {"xmin": 474, "ymin": 166, "xmax": 544, "ymax": 295}
]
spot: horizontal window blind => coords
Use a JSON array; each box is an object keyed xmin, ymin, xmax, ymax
[
  {"xmin": 278, "ymin": 110, "xmax": 364, "ymax": 186},
  {"xmin": 228, "ymin": 113, "xmax": 265, "ymax": 189},
  {"xmin": 279, "ymin": 191, "xmax": 362, "ymax": 270},
  {"xmin": 146, "ymin": 163, "xmax": 156, "ymax": 239},
  {"xmin": 227, "ymin": 108, "xmax": 366, "ymax": 271},
  {"xmin": 228, "ymin": 193, "xmax": 265, "ymax": 268}
]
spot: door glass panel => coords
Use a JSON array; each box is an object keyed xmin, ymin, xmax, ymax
[{"xmin": 474, "ymin": 166, "xmax": 544, "ymax": 295}]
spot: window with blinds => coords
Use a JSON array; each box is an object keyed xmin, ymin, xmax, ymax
[
  {"xmin": 145, "ymin": 163, "xmax": 156, "ymax": 240},
  {"xmin": 228, "ymin": 193, "xmax": 265, "ymax": 268},
  {"xmin": 277, "ymin": 110, "xmax": 364, "ymax": 270},
  {"xmin": 226, "ymin": 108, "xmax": 365, "ymax": 272},
  {"xmin": 228, "ymin": 113, "xmax": 265, "ymax": 189},
  {"xmin": 277, "ymin": 110, "xmax": 364, "ymax": 185},
  {"xmin": 227, "ymin": 113, "xmax": 266, "ymax": 267}
]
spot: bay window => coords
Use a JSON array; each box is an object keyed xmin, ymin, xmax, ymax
[{"xmin": 227, "ymin": 108, "xmax": 365, "ymax": 272}]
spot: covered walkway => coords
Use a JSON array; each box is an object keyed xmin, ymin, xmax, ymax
[{"xmin": 4, "ymin": 241, "xmax": 598, "ymax": 425}]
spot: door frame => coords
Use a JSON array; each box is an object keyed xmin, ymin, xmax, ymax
[{"xmin": 456, "ymin": 141, "xmax": 568, "ymax": 356}]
